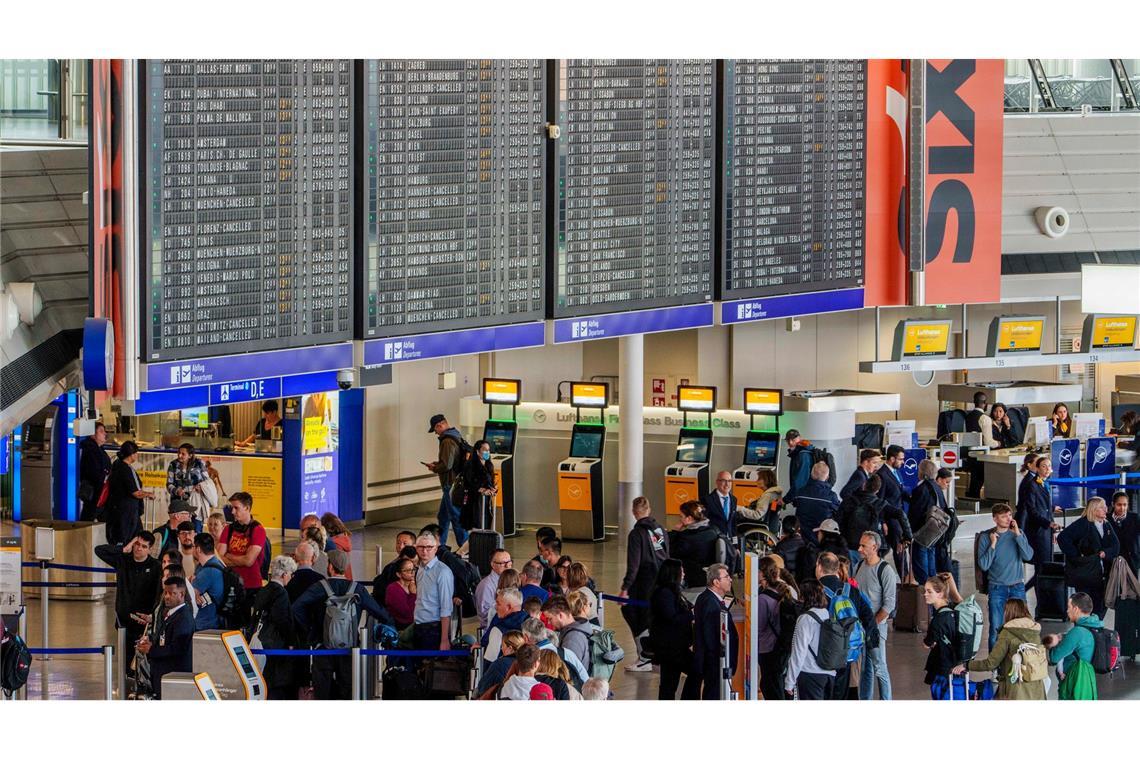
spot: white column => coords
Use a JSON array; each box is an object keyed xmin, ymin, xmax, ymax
[{"xmin": 618, "ymin": 334, "xmax": 644, "ymax": 539}]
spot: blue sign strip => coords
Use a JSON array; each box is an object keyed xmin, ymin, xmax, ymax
[
  {"xmin": 721, "ymin": 288, "xmax": 865, "ymax": 325},
  {"xmin": 146, "ymin": 342, "xmax": 353, "ymax": 392},
  {"xmin": 136, "ymin": 371, "xmax": 344, "ymax": 415},
  {"xmin": 209, "ymin": 377, "xmax": 283, "ymax": 406},
  {"xmin": 553, "ymin": 303, "xmax": 714, "ymax": 344},
  {"xmin": 363, "ymin": 322, "xmax": 545, "ymax": 366}
]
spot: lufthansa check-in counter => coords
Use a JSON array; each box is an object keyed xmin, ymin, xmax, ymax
[
  {"xmin": 459, "ymin": 395, "xmax": 858, "ymax": 531},
  {"xmin": 938, "ymin": 381, "xmax": 1083, "ymax": 408}
]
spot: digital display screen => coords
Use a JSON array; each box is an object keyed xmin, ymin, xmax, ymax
[
  {"xmin": 232, "ymin": 644, "xmax": 257, "ymax": 678},
  {"xmin": 992, "ymin": 317, "xmax": 1045, "ymax": 354},
  {"xmin": 744, "ymin": 432, "xmax": 780, "ymax": 467},
  {"xmin": 144, "ymin": 60, "xmax": 354, "ymax": 361},
  {"xmin": 482, "ymin": 378, "xmax": 521, "ymax": 406},
  {"xmin": 180, "ymin": 407, "xmax": 209, "ymax": 429},
  {"xmin": 895, "ymin": 320, "xmax": 953, "ymax": 359},
  {"xmin": 677, "ymin": 386, "xmax": 716, "ymax": 412},
  {"xmin": 364, "ymin": 60, "xmax": 546, "ymax": 337},
  {"xmin": 554, "ymin": 60, "xmax": 715, "ymax": 317},
  {"xmin": 1087, "ymin": 315, "xmax": 1137, "ymax": 350},
  {"xmin": 570, "ymin": 383, "xmax": 609, "ymax": 409},
  {"xmin": 569, "ymin": 428, "xmax": 604, "ymax": 459},
  {"xmin": 744, "ymin": 389, "xmax": 782, "ymax": 416},
  {"xmin": 675, "ymin": 433, "xmax": 711, "ymax": 464},
  {"xmin": 723, "ymin": 60, "xmax": 866, "ymax": 300},
  {"xmin": 484, "ymin": 422, "xmax": 516, "ymax": 455}
]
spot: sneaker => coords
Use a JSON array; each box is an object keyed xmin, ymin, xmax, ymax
[{"xmin": 624, "ymin": 659, "xmax": 653, "ymax": 673}]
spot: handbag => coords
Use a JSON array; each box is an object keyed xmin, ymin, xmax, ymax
[{"xmin": 913, "ymin": 506, "xmax": 951, "ymax": 548}]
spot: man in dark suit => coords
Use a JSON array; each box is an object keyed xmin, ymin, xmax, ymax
[
  {"xmin": 703, "ymin": 471, "xmax": 738, "ymax": 537},
  {"xmin": 692, "ymin": 563, "xmax": 738, "ymax": 700},
  {"xmin": 136, "ymin": 577, "xmax": 194, "ymax": 699},
  {"xmin": 840, "ymin": 449, "xmax": 882, "ymax": 502},
  {"xmin": 287, "ymin": 539, "xmax": 326, "ymax": 602},
  {"xmin": 877, "ymin": 445, "xmax": 911, "ymax": 559}
]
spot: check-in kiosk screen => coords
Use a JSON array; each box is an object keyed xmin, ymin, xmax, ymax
[
  {"xmin": 484, "ymin": 423, "xmax": 516, "ymax": 455},
  {"xmin": 570, "ymin": 428, "xmax": 604, "ymax": 459},
  {"xmin": 744, "ymin": 433, "xmax": 779, "ymax": 467},
  {"xmin": 676, "ymin": 432, "xmax": 711, "ymax": 464},
  {"xmin": 233, "ymin": 645, "xmax": 258, "ymax": 679}
]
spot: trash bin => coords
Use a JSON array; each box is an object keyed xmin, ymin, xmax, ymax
[{"xmin": 20, "ymin": 520, "xmax": 109, "ymax": 600}]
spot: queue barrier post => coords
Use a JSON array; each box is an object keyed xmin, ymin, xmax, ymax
[
  {"xmin": 718, "ymin": 607, "xmax": 732, "ymax": 701},
  {"xmin": 117, "ymin": 627, "xmax": 127, "ymax": 700},
  {"xmin": 597, "ymin": 592, "xmax": 605, "ymax": 629},
  {"xmin": 39, "ymin": 562, "xmax": 50, "ymax": 661},
  {"xmin": 351, "ymin": 647, "xmax": 362, "ymax": 701},
  {"xmin": 103, "ymin": 645, "xmax": 114, "ymax": 701}
]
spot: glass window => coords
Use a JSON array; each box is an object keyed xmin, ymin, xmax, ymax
[{"xmin": 0, "ymin": 59, "xmax": 59, "ymax": 139}]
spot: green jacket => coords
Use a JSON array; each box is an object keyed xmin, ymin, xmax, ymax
[
  {"xmin": 1049, "ymin": 614, "xmax": 1103, "ymax": 675},
  {"xmin": 968, "ymin": 617, "xmax": 1046, "ymax": 700}
]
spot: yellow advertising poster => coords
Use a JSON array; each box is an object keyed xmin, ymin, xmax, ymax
[
  {"xmin": 241, "ymin": 457, "xmax": 283, "ymax": 530},
  {"xmin": 902, "ymin": 322, "xmax": 951, "ymax": 356},
  {"xmin": 997, "ymin": 318, "xmax": 1044, "ymax": 353},
  {"xmin": 677, "ymin": 386, "xmax": 715, "ymax": 411},
  {"xmin": 1091, "ymin": 316, "xmax": 1137, "ymax": 349},
  {"xmin": 303, "ymin": 418, "xmax": 331, "ymax": 452},
  {"xmin": 744, "ymin": 389, "xmax": 782, "ymax": 415}
]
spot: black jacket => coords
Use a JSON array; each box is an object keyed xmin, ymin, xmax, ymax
[
  {"xmin": 669, "ymin": 521, "xmax": 721, "ymax": 588},
  {"xmin": 106, "ymin": 458, "xmax": 143, "ymax": 544},
  {"xmin": 876, "ymin": 465, "xmax": 909, "ymax": 512},
  {"xmin": 774, "ymin": 534, "xmax": 805, "ymax": 577},
  {"xmin": 922, "ymin": 605, "xmax": 959, "ymax": 682},
  {"xmin": 1108, "ymin": 512, "xmax": 1140, "ymax": 572},
  {"xmin": 837, "ymin": 489, "xmax": 911, "ymax": 550},
  {"xmin": 459, "ymin": 456, "xmax": 495, "ymax": 529},
  {"xmin": 622, "ymin": 516, "xmax": 668, "ymax": 598},
  {"xmin": 703, "ymin": 491, "xmax": 738, "ymax": 536},
  {"xmin": 78, "ymin": 436, "xmax": 111, "ymax": 513},
  {"xmin": 793, "ymin": 480, "xmax": 841, "ymax": 544},
  {"xmin": 795, "ymin": 533, "xmax": 849, "ymax": 584},
  {"xmin": 371, "ymin": 553, "xmax": 415, "ymax": 609},
  {"xmin": 649, "ymin": 584, "xmax": 694, "ymax": 662},
  {"xmin": 148, "ymin": 604, "xmax": 194, "ymax": 699},
  {"xmin": 286, "ymin": 566, "xmax": 324, "ymax": 603},
  {"xmin": 1018, "ymin": 475, "xmax": 1054, "ymax": 565},
  {"xmin": 839, "ymin": 468, "xmax": 870, "ymax": 502},
  {"xmin": 1058, "ymin": 518, "xmax": 1120, "ymax": 581},
  {"xmin": 290, "ymin": 577, "xmax": 391, "ymax": 645},
  {"xmin": 693, "ymin": 588, "xmax": 737, "ymax": 674},
  {"xmin": 95, "ymin": 543, "xmax": 161, "ymax": 624},
  {"xmin": 252, "ymin": 581, "xmax": 295, "ymax": 648}
]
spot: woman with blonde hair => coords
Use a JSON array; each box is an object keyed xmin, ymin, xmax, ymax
[
  {"xmin": 922, "ymin": 571, "xmax": 963, "ymax": 699},
  {"xmin": 538, "ymin": 648, "xmax": 582, "ymax": 699}
]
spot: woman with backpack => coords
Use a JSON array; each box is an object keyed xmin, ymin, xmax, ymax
[
  {"xmin": 648, "ymin": 559, "xmax": 698, "ymax": 700},
  {"xmin": 783, "ymin": 579, "xmax": 834, "ymax": 700},
  {"xmin": 922, "ymin": 572, "xmax": 963, "ymax": 699},
  {"xmin": 954, "ymin": 598, "xmax": 1046, "ymax": 700},
  {"xmin": 757, "ymin": 555, "xmax": 795, "ymax": 700}
]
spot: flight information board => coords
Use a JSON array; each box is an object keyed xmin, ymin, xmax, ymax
[
  {"xmin": 722, "ymin": 59, "xmax": 866, "ymax": 300},
  {"xmin": 555, "ymin": 59, "xmax": 715, "ymax": 317},
  {"xmin": 144, "ymin": 59, "xmax": 354, "ymax": 361},
  {"xmin": 364, "ymin": 59, "xmax": 545, "ymax": 337}
]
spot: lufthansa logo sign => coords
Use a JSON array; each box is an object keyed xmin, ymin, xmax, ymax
[
  {"xmin": 1058, "ymin": 449, "xmax": 1073, "ymax": 466},
  {"xmin": 1094, "ymin": 446, "xmax": 1109, "ymax": 464},
  {"xmin": 532, "ymin": 410, "xmax": 547, "ymax": 424},
  {"xmin": 904, "ymin": 458, "xmax": 918, "ymax": 473},
  {"xmin": 568, "ymin": 485, "xmax": 582, "ymax": 500}
]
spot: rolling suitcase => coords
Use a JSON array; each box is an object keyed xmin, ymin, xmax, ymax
[
  {"xmin": 1034, "ymin": 561, "xmax": 1069, "ymax": 621},
  {"xmin": 894, "ymin": 549, "xmax": 930, "ymax": 633},
  {"xmin": 468, "ymin": 494, "xmax": 504, "ymax": 577}
]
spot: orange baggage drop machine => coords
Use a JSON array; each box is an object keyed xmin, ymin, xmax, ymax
[
  {"xmin": 557, "ymin": 382, "xmax": 608, "ymax": 542},
  {"xmin": 664, "ymin": 385, "xmax": 717, "ymax": 517}
]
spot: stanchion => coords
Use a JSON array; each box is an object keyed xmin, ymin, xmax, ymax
[
  {"xmin": 116, "ymin": 627, "xmax": 127, "ymax": 700},
  {"xmin": 39, "ymin": 561, "xmax": 50, "ymax": 661},
  {"xmin": 17, "ymin": 610, "xmax": 28, "ymax": 700},
  {"xmin": 719, "ymin": 607, "xmax": 732, "ymax": 701},
  {"xmin": 351, "ymin": 647, "xmax": 362, "ymax": 701},
  {"xmin": 103, "ymin": 645, "xmax": 114, "ymax": 700},
  {"xmin": 597, "ymin": 593, "xmax": 606, "ymax": 629}
]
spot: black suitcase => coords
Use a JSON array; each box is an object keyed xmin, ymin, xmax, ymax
[
  {"xmin": 468, "ymin": 494, "xmax": 503, "ymax": 577},
  {"xmin": 382, "ymin": 665, "xmax": 426, "ymax": 700},
  {"xmin": 1035, "ymin": 561, "xmax": 1069, "ymax": 621}
]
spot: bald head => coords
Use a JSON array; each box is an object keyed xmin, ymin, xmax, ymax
[
  {"xmin": 715, "ymin": 471, "xmax": 733, "ymax": 497},
  {"xmin": 294, "ymin": 540, "xmax": 316, "ymax": 566}
]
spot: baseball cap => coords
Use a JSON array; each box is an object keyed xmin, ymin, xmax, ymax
[
  {"xmin": 168, "ymin": 499, "xmax": 192, "ymax": 515},
  {"xmin": 818, "ymin": 519, "xmax": 841, "ymax": 535},
  {"xmin": 427, "ymin": 414, "xmax": 446, "ymax": 433},
  {"xmin": 529, "ymin": 682, "xmax": 555, "ymax": 701}
]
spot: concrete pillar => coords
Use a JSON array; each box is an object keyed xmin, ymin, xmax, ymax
[{"xmin": 617, "ymin": 335, "xmax": 644, "ymax": 539}]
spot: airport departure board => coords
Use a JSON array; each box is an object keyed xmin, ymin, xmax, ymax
[
  {"xmin": 364, "ymin": 60, "xmax": 546, "ymax": 337},
  {"xmin": 722, "ymin": 59, "xmax": 866, "ymax": 300},
  {"xmin": 144, "ymin": 59, "xmax": 354, "ymax": 361},
  {"xmin": 555, "ymin": 60, "xmax": 715, "ymax": 317}
]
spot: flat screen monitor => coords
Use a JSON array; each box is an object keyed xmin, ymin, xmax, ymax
[
  {"xmin": 986, "ymin": 315, "xmax": 1046, "ymax": 355},
  {"xmin": 743, "ymin": 431, "xmax": 779, "ymax": 467},
  {"xmin": 484, "ymin": 421, "xmax": 516, "ymax": 455},
  {"xmin": 677, "ymin": 385, "xmax": 716, "ymax": 412},
  {"xmin": 569, "ymin": 382, "xmax": 609, "ymax": 409},
  {"xmin": 181, "ymin": 407, "xmax": 209, "ymax": 429},
  {"xmin": 891, "ymin": 319, "xmax": 953, "ymax": 361},
  {"xmin": 482, "ymin": 378, "xmax": 522, "ymax": 405},
  {"xmin": 1081, "ymin": 314, "xmax": 1138, "ymax": 351},
  {"xmin": 744, "ymin": 388, "xmax": 783, "ymax": 416},
  {"xmin": 569, "ymin": 427, "xmax": 604, "ymax": 459},
  {"xmin": 675, "ymin": 429, "xmax": 712, "ymax": 464}
]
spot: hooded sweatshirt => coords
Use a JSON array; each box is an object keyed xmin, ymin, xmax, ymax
[
  {"xmin": 1049, "ymin": 614, "xmax": 1104, "ymax": 676},
  {"xmin": 622, "ymin": 515, "xmax": 668, "ymax": 597},
  {"xmin": 968, "ymin": 617, "xmax": 1046, "ymax": 700}
]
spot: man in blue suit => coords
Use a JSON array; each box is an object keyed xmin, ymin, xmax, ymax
[
  {"xmin": 703, "ymin": 471, "xmax": 738, "ymax": 537},
  {"xmin": 841, "ymin": 449, "xmax": 882, "ymax": 501},
  {"xmin": 877, "ymin": 445, "xmax": 911, "ymax": 559},
  {"xmin": 692, "ymin": 563, "xmax": 738, "ymax": 700}
]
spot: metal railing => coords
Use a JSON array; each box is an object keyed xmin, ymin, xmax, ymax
[
  {"xmin": 0, "ymin": 59, "xmax": 88, "ymax": 141},
  {"xmin": 1005, "ymin": 59, "xmax": 1139, "ymax": 113}
]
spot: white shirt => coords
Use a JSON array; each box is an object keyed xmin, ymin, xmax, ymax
[
  {"xmin": 785, "ymin": 608, "xmax": 836, "ymax": 692},
  {"xmin": 475, "ymin": 571, "xmax": 500, "ymax": 628}
]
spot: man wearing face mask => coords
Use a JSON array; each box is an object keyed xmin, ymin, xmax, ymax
[{"xmin": 460, "ymin": 439, "xmax": 498, "ymax": 533}]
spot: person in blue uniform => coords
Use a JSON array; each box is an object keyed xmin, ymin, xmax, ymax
[{"xmin": 1019, "ymin": 457, "xmax": 1059, "ymax": 606}]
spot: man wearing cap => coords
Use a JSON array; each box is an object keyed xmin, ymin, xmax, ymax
[
  {"xmin": 153, "ymin": 499, "xmax": 201, "ymax": 557},
  {"xmin": 425, "ymin": 413, "xmax": 469, "ymax": 548}
]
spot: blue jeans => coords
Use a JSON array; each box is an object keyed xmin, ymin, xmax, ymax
[
  {"xmin": 913, "ymin": 545, "xmax": 935, "ymax": 585},
  {"xmin": 986, "ymin": 582, "xmax": 1026, "ymax": 651},
  {"xmin": 438, "ymin": 486, "xmax": 467, "ymax": 548},
  {"xmin": 859, "ymin": 636, "xmax": 892, "ymax": 699}
]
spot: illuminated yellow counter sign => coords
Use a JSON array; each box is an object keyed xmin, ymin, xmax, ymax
[
  {"xmin": 903, "ymin": 323, "xmax": 951, "ymax": 356},
  {"xmin": 570, "ymin": 383, "xmax": 609, "ymax": 409},
  {"xmin": 744, "ymin": 389, "xmax": 782, "ymax": 416},
  {"xmin": 677, "ymin": 385, "xmax": 716, "ymax": 412},
  {"xmin": 997, "ymin": 318, "xmax": 1044, "ymax": 353},
  {"xmin": 482, "ymin": 378, "xmax": 521, "ymax": 405},
  {"xmin": 1092, "ymin": 316, "xmax": 1137, "ymax": 349}
]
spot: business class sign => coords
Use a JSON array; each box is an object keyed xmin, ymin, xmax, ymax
[{"xmin": 922, "ymin": 59, "xmax": 1004, "ymax": 305}]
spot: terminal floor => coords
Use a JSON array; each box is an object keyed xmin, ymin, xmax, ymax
[{"xmin": 8, "ymin": 513, "xmax": 1140, "ymax": 701}]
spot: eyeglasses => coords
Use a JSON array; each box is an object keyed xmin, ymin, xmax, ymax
[{"xmin": 716, "ymin": 479, "xmax": 731, "ymax": 484}]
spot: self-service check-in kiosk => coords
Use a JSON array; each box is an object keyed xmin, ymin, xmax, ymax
[
  {"xmin": 733, "ymin": 388, "xmax": 783, "ymax": 507},
  {"xmin": 557, "ymin": 382, "xmax": 608, "ymax": 541},
  {"xmin": 161, "ymin": 672, "xmax": 223, "ymax": 700},
  {"xmin": 177, "ymin": 630, "xmax": 266, "ymax": 700},
  {"xmin": 481, "ymin": 378, "xmax": 521, "ymax": 537},
  {"xmin": 664, "ymin": 386, "xmax": 717, "ymax": 517}
]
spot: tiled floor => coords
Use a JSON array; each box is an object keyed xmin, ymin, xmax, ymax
[{"xmin": 6, "ymin": 513, "xmax": 1140, "ymax": 700}]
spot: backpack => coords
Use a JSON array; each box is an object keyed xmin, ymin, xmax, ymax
[
  {"xmin": 762, "ymin": 588, "xmax": 803, "ymax": 653},
  {"xmin": 973, "ymin": 531, "xmax": 991, "ymax": 596},
  {"xmin": 447, "ymin": 434, "xmax": 475, "ymax": 482},
  {"xmin": 440, "ymin": 549, "xmax": 481, "ymax": 618},
  {"xmin": 953, "ymin": 595, "xmax": 984, "ymax": 663},
  {"xmin": 320, "ymin": 579, "xmax": 362, "ymax": 649},
  {"xmin": 563, "ymin": 624, "xmax": 625, "ymax": 684},
  {"xmin": 1083, "ymin": 624, "xmax": 1121, "ymax": 675},
  {"xmin": 260, "ymin": 529, "xmax": 272, "ymax": 582},
  {"xmin": 816, "ymin": 584, "xmax": 864, "ymax": 667},
  {"xmin": 216, "ymin": 562, "xmax": 247, "ymax": 629},
  {"xmin": 1, "ymin": 629, "xmax": 32, "ymax": 695},
  {"xmin": 1011, "ymin": 642, "xmax": 1048, "ymax": 683},
  {"xmin": 810, "ymin": 448, "xmax": 837, "ymax": 486}
]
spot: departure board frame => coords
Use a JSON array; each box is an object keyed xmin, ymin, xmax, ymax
[
  {"xmin": 361, "ymin": 59, "xmax": 548, "ymax": 339},
  {"xmin": 721, "ymin": 59, "xmax": 868, "ymax": 302},
  {"xmin": 140, "ymin": 59, "xmax": 356, "ymax": 363},
  {"xmin": 551, "ymin": 59, "xmax": 717, "ymax": 319}
]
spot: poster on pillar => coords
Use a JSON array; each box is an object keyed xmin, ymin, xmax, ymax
[
  {"xmin": 922, "ymin": 59, "xmax": 1004, "ymax": 305},
  {"xmin": 301, "ymin": 392, "xmax": 340, "ymax": 519},
  {"xmin": 863, "ymin": 59, "xmax": 909, "ymax": 307}
]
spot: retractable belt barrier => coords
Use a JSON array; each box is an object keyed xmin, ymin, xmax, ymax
[
  {"xmin": 251, "ymin": 648, "xmax": 467, "ymax": 657},
  {"xmin": 23, "ymin": 581, "xmax": 116, "ymax": 588},
  {"xmin": 11, "ymin": 646, "xmax": 116, "ymax": 701},
  {"xmin": 21, "ymin": 561, "xmax": 116, "ymax": 574}
]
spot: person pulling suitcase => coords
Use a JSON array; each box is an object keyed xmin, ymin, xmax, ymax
[{"xmin": 462, "ymin": 440, "xmax": 503, "ymax": 576}]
